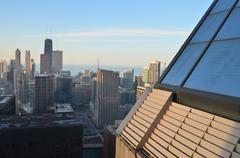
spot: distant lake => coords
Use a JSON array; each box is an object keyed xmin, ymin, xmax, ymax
[{"xmin": 36, "ymin": 64, "xmax": 143, "ymax": 76}]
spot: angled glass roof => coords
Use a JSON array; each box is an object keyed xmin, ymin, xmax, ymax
[
  {"xmin": 161, "ymin": 0, "xmax": 240, "ymax": 97},
  {"xmin": 210, "ymin": 0, "xmax": 236, "ymax": 13}
]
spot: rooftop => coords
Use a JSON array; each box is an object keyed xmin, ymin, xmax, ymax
[
  {"xmin": 55, "ymin": 103, "xmax": 74, "ymax": 113},
  {"xmin": 0, "ymin": 95, "xmax": 14, "ymax": 112},
  {"xmin": 0, "ymin": 95, "xmax": 13, "ymax": 105},
  {"xmin": 0, "ymin": 113, "xmax": 83, "ymax": 130}
]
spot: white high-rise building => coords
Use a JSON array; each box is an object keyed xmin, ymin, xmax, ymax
[
  {"xmin": 0, "ymin": 60, "xmax": 7, "ymax": 81},
  {"xmin": 15, "ymin": 49, "xmax": 21, "ymax": 69},
  {"xmin": 25, "ymin": 50, "xmax": 31, "ymax": 75},
  {"xmin": 148, "ymin": 60, "xmax": 161, "ymax": 85},
  {"xmin": 142, "ymin": 67, "xmax": 149, "ymax": 84},
  {"xmin": 15, "ymin": 70, "xmax": 30, "ymax": 115},
  {"xmin": 94, "ymin": 69, "xmax": 121, "ymax": 128}
]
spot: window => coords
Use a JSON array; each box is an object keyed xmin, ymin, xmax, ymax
[
  {"xmin": 190, "ymin": 11, "xmax": 228, "ymax": 43},
  {"xmin": 184, "ymin": 39, "xmax": 240, "ymax": 97},
  {"xmin": 215, "ymin": 8, "xmax": 240, "ymax": 40},
  {"xmin": 210, "ymin": 0, "xmax": 236, "ymax": 14},
  {"xmin": 162, "ymin": 43, "xmax": 207, "ymax": 85}
]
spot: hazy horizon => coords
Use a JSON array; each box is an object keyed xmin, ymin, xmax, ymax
[{"xmin": 0, "ymin": 0, "xmax": 213, "ymax": 66}]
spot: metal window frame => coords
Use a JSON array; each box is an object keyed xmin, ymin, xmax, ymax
[
  {"xmin": 155, "ymin": 83, "xmax": 240, "ymax": 121},
  {"xmin": 158, "ymin": 0, "xmax": 219, "ymax": 84},
  {"xmin": 180, "ymin": 0, "xmax": 240, "ymax": 86},
  {"xmin": 155, "ymin": 0, "xmax": 240, "ymax": 121}
]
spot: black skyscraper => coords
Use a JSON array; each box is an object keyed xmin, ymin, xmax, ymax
[
  {"xmin": 40, "ymin": 39, "xmax": 53, "ymax": 74},
  {"xmin": 44, "ymin": 39, "xmax": 53, "ymax": 54}
]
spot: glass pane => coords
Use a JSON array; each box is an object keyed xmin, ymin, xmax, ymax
[
  {"xmin": 191, "ymin": 11, "xmax": 228, "ymax": 43},
  {"xmin": 184, "ymin": 39, "xmax": 240, "ymax": 97},
  {"xmin": 237, "ymin": 1, "xmax": 240, "ymax": 7},
  {"xmin": 210, "ymin": 0, "xmax": 236, "ymax": 14},
  {"xmin": 216, "ymin": 8, "xmax": 240, "ymax": 40},
  {"xmin": 162, "ymin": 43, "xmax": 207, "ymax": 86}
]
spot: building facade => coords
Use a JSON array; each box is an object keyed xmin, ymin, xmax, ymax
[
  {"xmin": 52, "ymin": 50, "xmax": 63, "ymax": 73},
  {"xmin": 148, "ymin": 60, "xmax": 161, "ymax": 85},
  {"xmin": 35, "ymin": 74, "xmax": 54, "ymax": 113},
  {"xmin": 31, "ymin": 58, "xmax": 35, "ymax": 79},
  {"xmin": 94, "ymin": 69, "xmax": 121, "ymax": 128},
  {"xmin": 55, "ymin": 75, "xmax": 72, "ymax": 103},
  {"xmin": 121, "ymin": 69, "xmax": 134, "ymax": 90},
  {"xmin": 0, "ymin": 60, "xmax": 7, "ymax": 81},
  {"xmin": 15, "ymin": 70, "xmax": 30, "ymax": 114},
  {"xmin": 25, "ymin": 50, "xmax": 31, "ymax": 76},
  {"xmin": 142, "ymin": 67, "xmax": 149, "ymax": 84},
  {"xmin": 15, "ymin": 49, "xmax": 21, "ymax": 69},
  {"xmin": 40, "ymin": 39, "xmax": 53, "ymax": 74}
]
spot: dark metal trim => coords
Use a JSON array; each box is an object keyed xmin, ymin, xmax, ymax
[{"xmin": 155, "ymin": 83, "xmax": 240, "ymax": 121}]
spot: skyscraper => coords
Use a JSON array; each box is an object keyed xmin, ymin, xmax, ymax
[
  {"xmin": 9, "ymin": 59, "xmax": 15, "ymax": 70},
  {"xmin": 40, "ymin": 54, "xmax": 48, "ymax": 74},
  {"xmin": 44, "ymin": 38, "xmax": 53, "ymax": 54},
  {"xmin": 148, "ymin": 60, "xmax": 161, "ymax": 85},
  {"xmin": 30, "ymin": 58, "xmax": 35, "ymax": 79},
  {"xmin": 25, "ymin": 50, "xmax": 31, "ymax": 76},
  {"xmin": 121, "ymin": 69, "xmax": 134, "ymax": 90},
  {"xmin": 80, "ymin": 75, "xmax": 91, "ymax": 87},
  {"xmin": 40, "ymin": 39, "xmax": 53, "ymax": 74},
  {"xmin": 15, "ymin": 70, "xmax": 30, "ymax": 115},
  {"xmin": 55, "ymin": 75, "xmax": 72, "ymax": 103},
  {"xmin": 15, "ymin": 49, "xmax": 21, "ymax": 69},
  {"xmin": 35, "ymin": 74, "xmax": 54, "ymax": 113},
  {"xmin": 134, "ymin": 75, "xmax": 142, "ymax": 90},
  {"xmin": 52, "ymin": 50, "xmax": 63, "ymax": 73},
  {"xmin": 94, "ymin": 69, "xmax": 120, "ymax": 128},
  {"xmin": 29, "ymin": 79, "xmax": 35, "ymax": 114},
  {"xmin": 0, "ymin": 60, "xmax": 7, "ymax": 81},
  {"xmin": 142, "ymin": 67, "xmax": 149, "ymax": 84},
  {"xmin": 90, "ymin": 77, "xmax": 97, "ymax": 113}
]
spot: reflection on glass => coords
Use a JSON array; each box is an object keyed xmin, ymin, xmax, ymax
[
  {"xmin": 190, "ymin": 11, "xmax": 227, "ymax": 43},
  {"xmin": 210, "ymin": 0, "xmax": 235, "ymax": 14},
  {"xmin": 216, "ymin": 8, "xmax": 240, "ymax": 40},
  {"xmin": 162, "ymin": 43, "xmax": 207, "ymax": 86},
  {"xmin": 185, "ymin": 39, "xmax": 240, "ymax": 97}
]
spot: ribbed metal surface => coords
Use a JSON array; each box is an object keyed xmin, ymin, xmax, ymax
[
  {"xmin": 118, "ymin": 89, "xmax": 240, "ymax": 158},
  {"xmin": 120, "ymin": 89, "xmax": 172, "ymax": 149},
  {"xmin": 144, "ymin": 102, "xmax": 240, "ymax": 158}
]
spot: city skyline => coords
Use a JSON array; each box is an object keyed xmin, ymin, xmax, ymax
[
  {"xmin": 0, "ymin": 1, "xmax": 240, "ymax": 158},
  {"xmin": 0, "ymin": 0, "xmax": 212, "ymax": 67}
]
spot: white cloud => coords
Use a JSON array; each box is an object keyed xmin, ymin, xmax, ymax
[
  {"xmin": 26, "ymin": 28, "xmax": 190, "ymax": 41},
  {"xmin": 54, "ymin": 28, "xmax": 189, "ymax": 38}
]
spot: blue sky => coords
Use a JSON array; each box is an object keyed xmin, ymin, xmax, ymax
[{"xmin": 0, "ymin": 0, "xmax": 213, "ymax": 67}]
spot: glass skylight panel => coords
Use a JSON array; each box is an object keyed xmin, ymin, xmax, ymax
[
  {"xmin": 184, "ymin": 39, "xmax": 240, "ymax": 97},
  {"xmin": 190, "ymin": 11, "xmax": 228, "ymax": 43},
  {"xmin": 162, "ymin": 43, "xmax": 207, "ymax": 86},
  {"xmin": 237, "ymin": 1, "xmax": 240, "ymax": 7},
  {"xmin": 215, "ymin": 8, "xmax": 240, "ymax": 40},
  {"xmin": 210, "ymin": 0, "xmax": 236, "ymax": 14}
]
